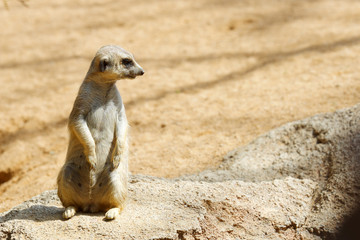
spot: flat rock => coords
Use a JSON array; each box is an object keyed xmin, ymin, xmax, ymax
[{"xmin": 1, "ymin": 104, "xmax": 360, "ymax": 239}]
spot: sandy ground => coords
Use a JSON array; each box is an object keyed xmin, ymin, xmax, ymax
[{"xmin": 0, "ymin": 0, "xmax": 359, "ymax": 212}]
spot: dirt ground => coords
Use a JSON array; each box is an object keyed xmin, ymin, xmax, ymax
[{"xmin": 0, "ymin": 0, "xmax": 359, "ymax": 212}]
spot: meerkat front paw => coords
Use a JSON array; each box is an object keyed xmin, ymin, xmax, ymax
[
  {"xmin": 87, "ymin": 154, "xmax": 97, "ymax": 169},
  {"xmin": 63, "ymin": 206, "xmax": 76, "ymax": 219},
  {"xmin": 105, "ymin": 208, "xmax": 120, "ymax": 220},
  {"xmin": 111, "ymin": 155, "xmax": 121, "ymax": 170}
]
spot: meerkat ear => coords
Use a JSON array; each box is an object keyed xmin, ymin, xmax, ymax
[{"xmin": 99, "ymin": 58, "xmax": 110, "ymax": 72}]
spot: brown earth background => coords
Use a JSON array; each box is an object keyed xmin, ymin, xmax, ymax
[{"xmin": 0, "ymin": 0, "xmax": 359, "ymax": 212}]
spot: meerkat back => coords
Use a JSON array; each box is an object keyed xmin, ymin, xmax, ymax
[{"xmin": 57, "ymin": 45, "xmax": 144, "ymax": 220}]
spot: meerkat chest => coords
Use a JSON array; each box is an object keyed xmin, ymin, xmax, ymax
[{"xmin": 86, "ymin": 101, "xmax": 119, "ymax": 142}]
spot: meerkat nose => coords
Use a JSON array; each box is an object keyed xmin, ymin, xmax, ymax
[{"xmin": 139, "ymin": 69, "xmax": 145, "ymax": 75}]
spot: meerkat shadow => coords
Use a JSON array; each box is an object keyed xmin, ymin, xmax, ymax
[{"xmin": 1, "ymin": 205, "xmax": 63, "ymax": 223}]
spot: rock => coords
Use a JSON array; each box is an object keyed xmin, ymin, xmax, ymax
[
  {"xmin": 180, "ymin": 103, "xmax": 360, "ymax": 238},
  {"xmin": 1, "ymin": 104, "xmax": 360, "ymax": 239},
  {"xmin": 0, "ymin": 178, "xmax": 318, "ymax": 240}
]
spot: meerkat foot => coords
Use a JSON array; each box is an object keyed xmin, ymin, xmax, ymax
[
  {"xmin": 63, "ymin": 206, "xmax": 76, "ymax": 219},
  {"xmin": 105, "ymin": 208, "xmax": 120, "ymax": 220}
]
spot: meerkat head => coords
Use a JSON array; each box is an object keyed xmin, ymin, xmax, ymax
[{"xmin": 87, "ymin": 45, "xmax": 145, "ymax": 83}]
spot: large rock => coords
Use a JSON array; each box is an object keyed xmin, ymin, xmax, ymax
[{"xmin": 1, "ymin": 104, "xmax": 360, "ymax": 239}]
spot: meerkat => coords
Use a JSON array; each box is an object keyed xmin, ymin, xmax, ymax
[{"xmin": 57, "ymin": 45, "xmax": 144, "ymax": 220}]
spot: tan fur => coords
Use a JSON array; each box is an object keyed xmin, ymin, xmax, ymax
[{"xmin": 57, "ymin": 45, "xmax": 144, "ymax": 220}]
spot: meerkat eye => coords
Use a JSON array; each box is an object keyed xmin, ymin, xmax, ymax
[{"xmin": 122, "ymin": 58, "xmax": 133, "ymax": 67}]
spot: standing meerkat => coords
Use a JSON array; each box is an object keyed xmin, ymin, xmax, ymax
[{"xmin": 57, "ymin": 45, "xmax": 144, "ymax": 220}]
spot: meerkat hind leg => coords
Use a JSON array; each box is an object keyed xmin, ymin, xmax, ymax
[
  {"xmin": 63, "ymin": 206, "xmax": 77, "ymax": 219},
  {"xmin": 105, "ymin": 207, "xmax": 120, "ymax": 220}
]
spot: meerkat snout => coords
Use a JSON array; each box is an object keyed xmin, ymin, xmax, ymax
[{"xmin": 118, "ymin": 55, "xmax": 144, "ymax": 78}]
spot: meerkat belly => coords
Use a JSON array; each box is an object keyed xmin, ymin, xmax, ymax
[{"xmin": 87, "ymin": 103, "xmax": 117, "ymax": 166}]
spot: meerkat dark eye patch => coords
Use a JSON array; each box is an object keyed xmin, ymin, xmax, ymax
[
  {"xmin": 99, "ymin": 59, "xmax": 110, "ymax": 72},
  {"xmin": 122, "ymin": 58, "xmax": 133, "ymax": 67}
]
